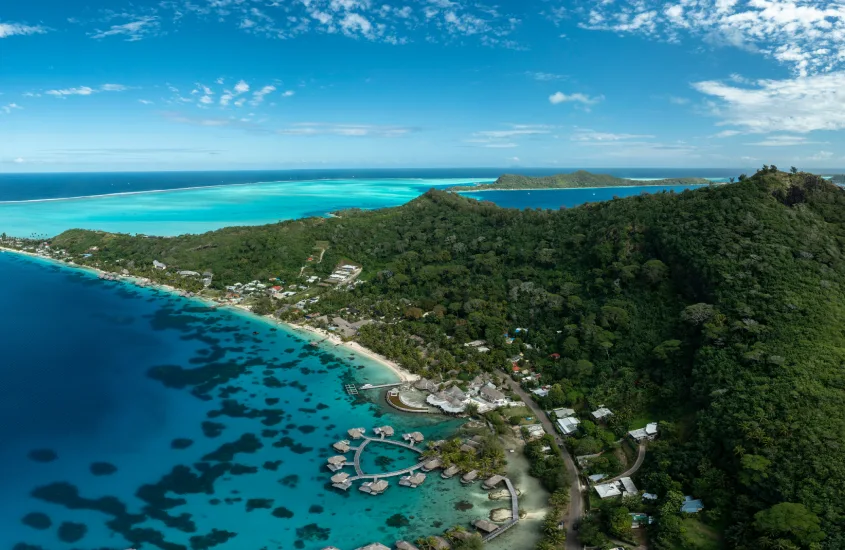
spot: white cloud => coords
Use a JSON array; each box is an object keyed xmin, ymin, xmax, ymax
[
  {"xmin": 13, "ymin": 157, "xmax": 25, "ymax": 163},
  {"xmin": 234, "ymin": 80, "xmax": 250, "ymax": 94},
  {"xmin": 570, "ymin": 129, "xmax": 654, "ymax": 142},
  {"xmin": 573, "ymin": 0, "xmax": 845, "ymax": 76},
  {"xmin": 668, "ymin": 96, "xmax": 690, "ymax": 105},
  {"xmin": 339, "ymin": 13, "xmax": 373, "ymax": 37},
  {"xmin": 508, "ymin": 156, "xmax": 520, "ymax": 162},
  {"xmin": 251, "ymin": 85, "xmax": 277, "ymax": 105},
  {"xmin": 91, "ymin": 16, "xmax": 159, "ymax": 42},
  {"xmin": 1, "ymin": 103, "xmax": 23, "ymax": 114},
  {"xmin": 282, "ymin": 90, "xmax": 296, "ymax": 97},
  {"xmin": 101, "ymin": 83, "xmax": 128, "ymax": 92},
  {"xmin": 693, "ymin": 72, "xmax": 845, "ymax": 133},
  {"xmin": 46, "ymin": 86, "xmax": 96, "ymax": 97},
  {"xmin": 746, "ymin": 135, "xmax": 817, "ymax": 146},
  {"xmin": 808, "ymin": 150, "xmax": 834, "ymax": 161},
  {"xmin": 138, "ymin": 99, "xmax": 153, "ymax": 105},
  {"xmin": 277, "ymin": 122, "xmax": 414, "ymax": 137},
  {"xmin": 220, "ymin": 93, "xmax": 233, "ymax": 106},
  {"xmin": 526, "ymin": 71, "xmax": 565, "ymax": 81},
  {"xmin": 549, "ymin": 91, "xmax": 603, "ymax": 106},
  {"xmin": 216, "ymin": 77, "xmax": 225, "ymax": 85},
  {"xmin": 199, "ymin": 95, "xmax": 214, "ymax": 105},
  {"xmin": 0, "ymin": 22, "xmax": 48, "ymax": 38}
]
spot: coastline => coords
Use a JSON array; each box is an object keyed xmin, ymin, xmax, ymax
[{"xmin": 0, "ymin": 245, "xmax": 417, "ymax": 385}]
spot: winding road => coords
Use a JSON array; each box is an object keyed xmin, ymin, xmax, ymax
[
  {"xmin": 506, "ymin": 378, "xmax": 584, "ymax": 550},
  {"xmin": 609, "ymin": 442, "xmax": 647, "ymax": 482}
]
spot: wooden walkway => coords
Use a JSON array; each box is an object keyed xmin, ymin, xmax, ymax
[
  {"xmin": 348, "ymin": 436, "xmax": 425, "ymax": 481},
  {"xmin": 359, "ymin": 382, "xmax": 403, "ymax": 390},
  {"xmin": 481, "ymin": 477, "xmax": 520, "ymax": 542}
]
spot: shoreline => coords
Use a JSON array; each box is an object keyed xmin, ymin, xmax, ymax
[{"xmin": 0, "ymin": 245, "xmax": 417, "ymax": 385}]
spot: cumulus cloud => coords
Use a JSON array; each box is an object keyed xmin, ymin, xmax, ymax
[
  {"xmin": 251, "ymin": 85, "xmax": 277, "ymax": 105},
  {"xmin": 693, "ymin": 72, "xmax": 845, "ymax": 133},
  {"xmin": 138, "ymin": 99, "xmax": 153, "ymax": 105},
  {"xmin": 277, "ymin": 122, "xmax": 415, "ymax": 137},
  {"xmin": 549, "ymin": 91, "xmax": 604, "ymax": 105},
  {"xmin": 466, "ymin": 124, "xmax": 551, "ymax": 147},
  {"xmin": 0, "ymin": 22, "xmax": 49, "ymax": 38},
  {"xmin": 234, "ymin": 80, "xmax": 250, "ymax": 94},
  {"xmin": 91, "ymin": 16, "xmax": 159, "ymax": 41},
  {"xmin": 570, "ymin": 129, "xmax": 655, "ymax": 142},
  {"xmin": 745, "ymin": 135, "xmax": 817, "ymax": 146},
  {"xmin": 572, "ymin": 0, "xmax": 845, "ymax": 76},
  {"xmin": 1, "ymin": 103, "xmax": 23, "ymax": 114},
  {"xmin": 45, "ymin": 84, "xmax": 129, "ymax": 97},
  {"xmin": 282, "ymin": 90, "xmax": 295, "ymax": 97}
]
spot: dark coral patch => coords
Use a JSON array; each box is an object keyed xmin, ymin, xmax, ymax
[
  {"xmin": 172, "ymin": 438, "xmax": 194, "ymax": 449},
  {"xmin": 202, "ymin": 433, "xmax": 262, "ymax": 461},
  {"xmin": 455, "ymin": 500, "xmax": 474, "ymax": 511},
  {"xmin": 57, "ymin": 522, "xmax": 87, "ymax": 543},
  {"xmin": 21, "ymin": 512, "xmax": 51, "ymax": 530},
  {"xmin": 13, "ymin": 544, "xmax": 44, "ymax": 550},
  {"xmin": 386, "ymin": 514, "xmax": 410, "ymax": 528},
  {"xmin": 189, "ymin": 528, "xmax": 237, "ymax": 550},
  {"xmin": 308, "ymin": 505, "xmax": 324, "ymax": 514},
  {"xmin": 230, "ymin": 463, "xmax": 258, "ymax": 475},
  {"xmin": 265, "ymin": 398, "xmax": 280, "ymax": 406},
  {"xmin": 263, "ymin": 460, "xmax": 283, "ymax": 471},
  {"xmin": 297, "ymin": 425, "xmax": 317, "ymax": 434},
  {"xmin": 27, "ymin": 449, "xmax": 57, "ymax": 463},
  {"xmin": 201, "ymin": 421, "xmax": 225, "ymax": 438},
  {"xmin": 245, "ymin": 498, "xmax": 274, "ymax": 512},
  {"xmin": 279, "ymin": 474, "xmax": 299, "ymax": 488},
  {"xmin": 90, "ymin": 462, "xmax": 117, "ymax": 476},
  {"xmin": 296, "ymin": 523, "xmax": 330, "ymax": 541},
  {"xmin": 272, "ymin": 437, "xmax": 312, "ymax": 454},
  {"xmin": 271, "ymin": 506, "xmax": 294, "ymax": 519}
]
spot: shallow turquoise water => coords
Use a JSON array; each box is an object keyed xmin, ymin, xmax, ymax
[
  {"xmin": 0, "ymin": 178, "xmax": 493, "ymax": 237},
  {"xmin": 0, "ymin": 252, "xmax": 504, "ymax": 550}
]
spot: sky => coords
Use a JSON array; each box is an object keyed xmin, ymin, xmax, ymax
[{"xmin": 2, "ymin": 0, "xmax": 845, "ymax": 172}]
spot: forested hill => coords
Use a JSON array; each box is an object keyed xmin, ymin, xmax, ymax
[
  {"xmin": 447, "ymin": 170, "xmax": 711, "ymax": 191},
  {"xmin": 46, "ymin": 169, "xmax": 845, "ymax": 549}
]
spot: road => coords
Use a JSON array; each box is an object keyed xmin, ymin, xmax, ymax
[
  {"xmin": 506, "ymin": 378, "xmax": 584, "ymax": 550},
  {"xmin": 609, "ymin": 442, "xmax": 646, "ymax": 482}
]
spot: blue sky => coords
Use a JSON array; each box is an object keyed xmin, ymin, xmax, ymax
[{"xmin": 2, "ymin": 0, "xmax": 844, "ymax": 171}]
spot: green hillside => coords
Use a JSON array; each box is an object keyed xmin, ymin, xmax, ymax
[{"xmin": 43, "ymin": 168, "xmax": 845, "ymax": 550}]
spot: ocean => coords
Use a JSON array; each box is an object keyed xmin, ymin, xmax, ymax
[
  {"xmin": 0, "ymin": 252, "xmax": 536, "ymax": 550},
  {"xmin": 0, "ymin": 169, "xmax": 736, "ymax": 238}
]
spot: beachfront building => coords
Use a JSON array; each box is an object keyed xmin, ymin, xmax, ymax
[
  {"xmin": 629, "ymin": 422, "xmax": 659, "ymax": 442},
  {"xmin": 399, "ymin": 472, "xmax": 426, "ymax": 488},
  {"xmin": 556, "ymin": 416, "xmax": 581, "ymax": 435},
  {"xmin": 461, "ymin": 470, "xmax": 479, "ymax": 484},
  {"xmin": 442, "ymin": 465, "xmax": 460, "ymax": 479},
  {"xmin": 153, "ymin": 260, "xmax": 166, "ymax": 270},
  {"xmin": 414, "ymin": 377, "xmax": 439, "ymax": 392},
  {"xmin": 422, "ymin": 458, "xmax": 443, "ymax": 472},
  {"xmin": 473, "ymin": 519, "xmax": 499, "ymax": 535},
  {"xmin": 480, "ymin": 385, "xmax": 507, "ymax": 406},
  {"xmin": 482, "ymin": 475, "xmax": 505, "ymax": 490},
  {"xmin": 359, "ymin": 479, "xmax": 389, "ymax": 495}
]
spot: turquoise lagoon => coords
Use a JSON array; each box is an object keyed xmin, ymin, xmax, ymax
[
  {"xmin": 0, "ymin": 176, "xmax": 718, "ymax": 237},
  {"xmin": 0, "ymin": 252, "xmax": 529, "ymax": 550}
]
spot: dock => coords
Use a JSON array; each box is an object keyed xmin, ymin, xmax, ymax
[
  {"xmin": 481, "ymin": 477, "xmax": 520, "ymax": 542},
  {"xmin": 359, "ymin": 382, "xmax": 403, "ymax": 390},
  {"xmin": 345, "ymin": 384, "xmax": 359, "ymax": 395}
]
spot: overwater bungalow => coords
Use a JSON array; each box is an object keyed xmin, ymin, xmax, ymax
[
  {"xmin": 355, "ymin": 544, "xmax": 390, "ymax": 550},
  {"xmin": 321, "ymin": 547, "xmax": 341, "ymax": 550},
  {"xmin": 327, "ymin": 455, "xmax": 348, "ymax": 472},
  {"xmin": 403, "ymin": 431, "xmax": 424, "ymax": 445},
  {"xmin": 374, "ymin": 425, "xmax": 395, "ymax": 437},
  {"xmin": 331, "ymin": 472, "xmax": 352, "ymax": 490},
  {"xmin": 421, "ymin": 458, "xmax": 443, "ymax": 472},
  {"xmin": 473, "ymin": 519, "xmax": 498, "ymax": 534},
  {"xmin": 348, "ymin": 427, "xmax": 366, "ymax": 439},
  {"xmin": 461, "ymin": 470, "xmax": 479, "ymax": 484},
  {"xmin": 359, "ymin": 479, "xmax": 389, "ymax": 495},
  {"xmin": 333, "ymin": 440, "xmax": 351, "ymax": 453},
  {"xmin": 399, "ymin": 472, "xmax": 426, "ymax": 488},
  {"xmin": 482, "ymin": 474, "xmax": 505, "ymax": 490},
  {"xmin": 441, "ymin": 465, "xmax": 460, "ymax": 479},
  {"xmin": 395, "ymin": 541, "xmax": 420, "ymax": 550}
]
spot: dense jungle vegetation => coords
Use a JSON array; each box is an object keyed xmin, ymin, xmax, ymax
[{"xmin": 47, "ymin": 168, "xmax": 845, "ymax": 549}]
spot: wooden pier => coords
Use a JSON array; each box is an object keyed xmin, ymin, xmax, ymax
[
  {"xmin": 359, "ymin": 382, "xmax": 403, "ymax": 390},
  {"xmin": 481, "ymin": 477, "xmax": 520, "ymax": 542}
]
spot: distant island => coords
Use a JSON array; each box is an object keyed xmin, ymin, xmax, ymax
[{"xmin": 448, "ymin": 170, "xmax": 711, "ymax": 191}]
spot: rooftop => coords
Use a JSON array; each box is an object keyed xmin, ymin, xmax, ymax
[{"xmin": 556, "ymin": 416, "xmax": 581, "ymax": 435}]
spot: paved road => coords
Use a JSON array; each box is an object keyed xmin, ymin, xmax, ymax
[
  {"xmin": 609, "ymin": 442, "xmax": 646, "ymax": 482},
  {"xmin": 506, "ymin": 378, "xmax": 584, "ymax": 550}
]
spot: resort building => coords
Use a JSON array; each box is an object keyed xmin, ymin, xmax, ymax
[
  {"xmin": 373, "ymin": 425, "xmax": 395, "ymax": 437},
  {"xmin": 153, "ymin": 260, "xmax": 166, "ymax": 270},
  {"xmin": 591, "ymin": 406, "xmax": 614, "ymax": 421},
  {"xmin": 354, "ymin": 544, "xmax": 390, "ymax": 550},
  {"xmin": 414, "ymin": 378, "xmax": 439, "ymax": 392},
  {"xmin": 473, "ymin": 519, "xmax": 499, "ymax": 534},
  {"xmin": 480, "ymin": 385, "xmax": 507, "ymax": 406},
  {"xmin": 422, "ymin": 458, "xmax": 443, "ymax": 472},
  {"xmin": 331, "ymin": 472, "xmax": 352, "ymax": 490},
  {"xmin": 629, "ymin": 422, "xmax": 659, "ymax": 442},
  {"xmin": 359, "ymin": 479, "xmax": 389, "ymax": 495},
  {"xmin": 482, "ymin": 475, "xmax": 505, "ymax": 490},
  {"xmin": 426, "ymin": 391, "xmax": 466, "ymax": 414},
  {"xmin": 403, "ymin": 431, "xmax": 424, "ymax": 445},
  {"xmin": 461, "ymin": 470, "xmax": 479, "ymax": 484},
  {"xmin": 399, "ymin": 472, "xmax": 427, "ymax": 488},
  {"xmin": 431, "ymin": 536, "xmax": 452, "ymax": 549},
  {"xmin": 348, "ymin": 427, "xmax": 366, "ymax": 439},
  {"xmin": 556, "ymin": 416, "xmax": 581, "ymax": 435},
  {"xmin": 395, "ymin": 542, "xmax": 421, "ymax": 550},
  {"xmin": 441, "ymin": 465, "xmax": 460, "ymax": 479},
  {"xmin": 332, "ymin": 440, "xmax": 351, "ymax": 453},
  {"xmin": 326, "ymin": 455, "xmax": 348, "ymax": 472}
]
